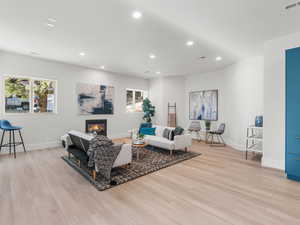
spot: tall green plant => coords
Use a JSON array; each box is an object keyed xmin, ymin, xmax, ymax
[{"xmin": 142, "ymin": 98, "xmax": 155, "ymax": 123}]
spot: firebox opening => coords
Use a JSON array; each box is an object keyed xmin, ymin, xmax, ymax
[{"xmin": 85, "ymin": 119, "xmax": 107, "ymax": 136}]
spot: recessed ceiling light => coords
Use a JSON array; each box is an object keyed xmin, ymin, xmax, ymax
[
  {"xmin": 100, "ymin": 65, "xmax": 105, "ymax": 70},
  {"xmin": 45, "ymin": 23, "xmax": 55, "ymax": 28},
  {"xmin": 198, "ymin": 56, "xmax": 206, "ymax": 60},
  {"xmin": 79, "ymin": 52, "xmax": 86, "ymax": 56},
  {"xmin": 47, "ymin": 18, "xmax": 57, "ymax": 23},
  {"xmin": 149, "ymin": 54, "xmax": 156, "ymax": 59},
  {"xmin": 186, "ymin": 41, "xmax": 195, "ymax": 46},
  {"xmin": 216, "ymin": 56, "xmax": 222, "ymax": 61},
  {"xmin": 132, "ymin": 11, "xmax": 142, "ymax": 19},
  {"xmin": 30, "ymin": 51, "xmax": 40, "ymax": 56},
  {"xmin": 156, "ymin": 71, "xmax": 161, "ymax": 75}
]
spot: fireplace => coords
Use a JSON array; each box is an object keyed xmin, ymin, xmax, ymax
[{"xmin": 85, "ymin": 119, "xmax": 107, "ymax": 136}]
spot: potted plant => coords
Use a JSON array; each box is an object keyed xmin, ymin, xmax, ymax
[
  {"xmin": 138, "ymin": 133, "xmax": 145, "ymax": 140},
  {"xmin": 205, "ymin": 120, "xmax": 211, "ymax": 131},
  {"xmin": 142, "ymin": 98, "xmax": 155, "ymax": 123}
]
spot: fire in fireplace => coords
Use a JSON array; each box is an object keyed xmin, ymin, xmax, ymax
[{"xmin": 85, "ymin": 119, "xmax": 107, "ymax": 136}]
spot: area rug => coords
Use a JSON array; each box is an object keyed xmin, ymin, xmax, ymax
[{"xmin": 62, "ymin": 146, "xmax": 201, "ymax": 191}]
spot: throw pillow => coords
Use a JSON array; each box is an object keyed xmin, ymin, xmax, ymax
[
  {"xmin": 140, "ymin": 127, "xmax": 156, "ymax": 136},
  {"xmin": 174, "ymin": 126, "xmax": 184, "ymax": 136},
  {"xmin": 163, "ymin": 128, "xmax": 170, "ymax": 139},
  {"xmin": 139, "ymin": 122, "xmax": 152, "ymax": 134},
  {"xmin": 169, "ymin": 130, "xmax": 175, "ymax": 141}
]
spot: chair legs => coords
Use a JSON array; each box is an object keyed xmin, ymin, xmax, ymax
[
  {"xmin": 0, "ymin": 129, "xmax": 26, "ymax": 158},
  {"xmin": 18, "ymin": 130, "xmax": 26, "ymax": 152},
  {"xmin": 9, "ymin": 130, "xmax": 11, "ymax": 155},
  {"xmin": 209, "ymin": 134, "xmax": 226, "ymax": 147},
  {"xmin": 0, "ymin": 130, "xmax": 5, "ymax": 152}
]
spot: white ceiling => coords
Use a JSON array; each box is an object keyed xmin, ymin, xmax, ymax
[{"xmin": 0, "ymin": 0, "xmax": 299, "ymax": 78}]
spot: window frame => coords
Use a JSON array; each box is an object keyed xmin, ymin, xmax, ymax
[
  {"xmin": 3, "ymin": 75, "xmax": 58, "ymax": 115},
  {"xmin": 126, "ymin": 88, "xmax": 148, "ymax": 113}
]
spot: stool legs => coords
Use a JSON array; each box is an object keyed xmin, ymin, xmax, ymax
[
  {"xmin": 9, "ymin": 131, "xmax": 11, "ymax": 155},
  {"xmin": 18, "ymin": 130, "xmax": 26, "ymax": 152},
  {"xmin": 0, "ymin": 130, "xmax": 5, "ymax": 152},
  {"xmin": 0, "ymin": 129, "xmax": 26, "ymax": 158},
  {"xmin": 12, "ymin": 130, "xmax": 16, "ymax": 159}
]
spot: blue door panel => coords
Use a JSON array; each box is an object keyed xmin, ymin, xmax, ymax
[
  {"xmin": 286, "ymin": 47, "xmax": 300, "ymax": 180},
  {"xmin": 286, "ymin": 154, "xmax": 300, "ymax": 177}
]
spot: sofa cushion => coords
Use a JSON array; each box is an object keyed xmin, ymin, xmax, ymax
[
  {"xmin": 139, "ymin": 122, "xmax": 152, "ymax": 133},
  {"xmin": 169, "ymin": 130, "xmax": 175, "ymax": 141},
  {"xmin": 153, "ymin": 125, "xmax": 164, "ymax": 137},
  {"xmin": 163, "ymin": 128, "xmax": 171, "ymax": 139},
  {"xmin": 144, "ymin": 135, "xmax": 175, "ymax": 150},
  {"xmin": 140, "ymin": 127, "xmax": 156, "ymax": 136},
  {"xmin": 174, "ymin": 126, "xmax": 184, "ymax": 136}
]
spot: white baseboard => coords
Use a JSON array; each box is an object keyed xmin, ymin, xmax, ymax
[
  {"xmin": 0, "ymin": 140, "xmax": 61, "ymax": 155},
  {"xmin": 108, "ymin": 132, "xmax": 130, "ymax": 139},
  {"xmin": 27, "ymin": 141, "xmax": 62, "ymax": 151},
  {"xmin": 262, "ymin": 157, "xmax": 285, "ymax": 170},
  {"xmin": 0, "ymin": 132, "xmax": 130, "ymax": 155},
  {"xmin": 225, "ymin": 138, "xmax": 245, "ymax": 152}
]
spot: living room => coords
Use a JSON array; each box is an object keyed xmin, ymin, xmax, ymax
[{"xmin": 1, "ymin": 1, "xmax": 300, "ymax": 224}]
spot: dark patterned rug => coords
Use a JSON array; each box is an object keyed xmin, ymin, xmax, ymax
[{"xmin": 62, "ymin": 146, "xmax": 201, "ymax": 191}]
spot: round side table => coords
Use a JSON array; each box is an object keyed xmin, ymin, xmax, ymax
[{"xmin": 132, "ymin": 143, "xmax": 148, "ymax": 160}]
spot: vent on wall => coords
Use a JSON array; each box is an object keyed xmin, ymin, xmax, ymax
[{"xmin": 285, "ymin": 2, "xmax": 300, "ymax": 10}]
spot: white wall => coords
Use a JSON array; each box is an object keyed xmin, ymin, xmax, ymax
[
  {"xmin": 185, "ymin": 56, "xmax": 264, "ymax": 150},
  {"xmin": 263, "ymin": 32, "xmax": 300, "ymax": 170},
  {"xmin": 0, "ymin": 51, "xmax": 149, "ymax": 151},
  {"xmin": 149, "ymin": 76, "xmax": 185, "ymax": 127}
]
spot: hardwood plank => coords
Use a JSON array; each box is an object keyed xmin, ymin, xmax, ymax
[{"xmin": 0, "ymin": 140, "xmax": 300, "ymax": 225}]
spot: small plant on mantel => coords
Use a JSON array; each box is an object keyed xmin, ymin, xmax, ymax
[{"xmin": 142, "ymin": 98, "xmax": 155, "ymax": 123}]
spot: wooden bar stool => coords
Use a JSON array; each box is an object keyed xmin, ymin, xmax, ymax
[{"xmin": 0, "ymin": 120, "xmax": 26, "ymax": 158}]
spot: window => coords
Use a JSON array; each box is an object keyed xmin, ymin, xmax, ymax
[
  {"xmin": 33, "ymin": 80, "xmax": 56, "ymax": 113},
  {"xmin": 126, "ymin": 89, "xmax": 147, "ymax": 112},
  {"xmin": 4, "ymin": 76, "xmax": 57, "ymax": 114},
  {"xmin": 5, "ymin": 77, "xmax": 30, "ymax": 113}
]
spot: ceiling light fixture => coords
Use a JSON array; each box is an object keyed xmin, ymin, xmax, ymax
[
  {"xmin": 132, "ymin": 11, "xmax": 142, "ymax": 19},
  {"xmin": 198, "ymin": 56, "xmax": 206, "ymax": 60},
  {"xmin": 47, "ymin": 18, "xmax": 57, "ymax": 23},
  {"xmin": 100, "ymin": 65, "xmax": 105, "ymax": 70},
  {"xmin": 216, "ymin": 56, "xmax": 222, "ymax": 61},
  {"xmin": 186, "ymin": 41, "xmax": 195, "ymax": 47},
  {"xmin": 30, "ymin": 51, "xmax": 40, "ymax": 56},
  {"xmin": 79, "ymin": 52, "xmax": 86, "ymax": 56},
  {"xmin": 156, "ymin": 71, "xmax": 161, "ymax": 75},
  {"xmin": 149, "ymin": 54, "xmax": 156, "ymax": 59},
  {"xmin": 45, "ymin": 23, "xmax": 55, "ymax": 28}
]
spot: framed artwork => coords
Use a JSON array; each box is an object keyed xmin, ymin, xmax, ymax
[
  {"xmin": 77, "ymin": 83, "xmax": 114, "ymax": 115},
  {"xmin": 189, "ymin": 90, "xmax": 218, "ymax": 121}
]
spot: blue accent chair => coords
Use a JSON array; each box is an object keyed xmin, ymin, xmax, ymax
[{"xmin": 0, "ymin": 120, "xmax": 26, "ymax": 158}]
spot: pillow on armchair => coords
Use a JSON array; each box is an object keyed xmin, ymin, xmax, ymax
[
  {"xmin": 139, "ymin": 123, "xmax": 152, "ymax": 134},
  {"xmin": 140, "ymin": 127, "xmax": 156, "ymax": 136}
]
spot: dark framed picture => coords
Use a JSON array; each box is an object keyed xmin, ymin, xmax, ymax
[
  {"xmin": 77, "ymin": 83, "xmax": 114, "ymax": 115},
  {"xmin": 189, "ymin": 90, "xmax": 218, "ymax": 121}
]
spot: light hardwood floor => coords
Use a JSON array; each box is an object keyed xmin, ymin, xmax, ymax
[{"xmin": 1, "ymin": 139, "xmax": 300, "ymax": 225}]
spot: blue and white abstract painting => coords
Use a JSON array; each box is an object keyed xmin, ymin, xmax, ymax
[
  {"xmin": 189, "ymin": 90, "xmax": 218, "ymax": 121},
  {"xmin": 77, "ymin": 83, "xmax": 114, "ymax": 115}
]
